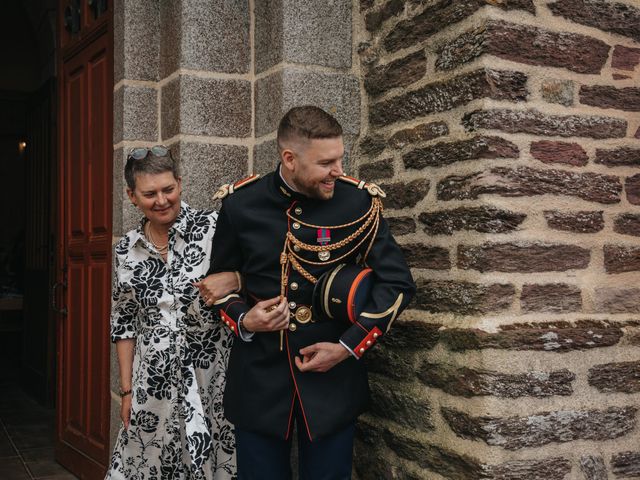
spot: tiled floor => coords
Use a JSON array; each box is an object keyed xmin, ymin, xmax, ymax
[{"xmin": 0, "ymin": 383, "xmax": 77, "ymax": 480}]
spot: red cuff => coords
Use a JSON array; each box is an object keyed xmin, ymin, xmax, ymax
[
  {"xmin": 220, "ymin": 310, "xmax": 239, "ymax": 337},
  {"xmin": 354, "ymin": 327, "xmax": 382, "ymax": 359}
]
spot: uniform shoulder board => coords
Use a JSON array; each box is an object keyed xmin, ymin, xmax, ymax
[
  {"xmin": 337, "ymin": 175, "xmax": 386, "ymax": 198},
  {"xmin": 213, "ymin": 174, "xmax": 260, "ymax": 201}
]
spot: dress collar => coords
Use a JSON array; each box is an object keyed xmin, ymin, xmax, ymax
[{"xmin": 131, "ymin": 201, "xmax": 191, "ymax": 245}]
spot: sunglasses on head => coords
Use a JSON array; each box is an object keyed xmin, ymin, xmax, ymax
[{"xmin": 127, "ymin": 145, "xmax": 170, "ymax": 160}]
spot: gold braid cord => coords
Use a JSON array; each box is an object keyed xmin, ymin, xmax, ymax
[{"xmin": 281, "ymin": 197, "xmax": 383, "ymax": 286}]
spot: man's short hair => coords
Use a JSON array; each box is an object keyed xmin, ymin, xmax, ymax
[
  {"xmin": 277, "ymin": 106, "xmax": 343, "ymax": 151},
  {"xmin": 124, "ymin": 150, "xmax": 179, "ymax": 191}
]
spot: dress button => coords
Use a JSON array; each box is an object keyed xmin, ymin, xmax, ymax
[
  {"xmin": 288, "ymin": 323, "xmax": 297, "ymax": 332},
  {"xmin": 294, "ymin": 207, "xmax": 302, "ymax": 215},
  {"xmin": 290, "ymin": 282, "xmax": 299, "ymax": 291},
  {"xmin": 366, "ymin": 340, "xmax": 372, "ymax": 346},
  {"xmin": 292, "ymin": 222, "xmax": 301, "ymax": 230},
  {"xmin": 373, "ymin": 332, "xmax": 379, "ymax": 339},
  {"xmin": 359, "ymin": 348, "xmax": 365, "ymax": 354},
  {"xmin": 289, "ymin": 301, "xmax": 297, "ymax": 310}
]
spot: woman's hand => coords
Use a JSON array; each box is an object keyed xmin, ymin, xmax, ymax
[
  {"xmin": 194, "ymin": 272, "xmax": 240, "ymax": 306},
  {"xmin": 120, "ymin": 393, "xmax": 132, "ymax": 429}
]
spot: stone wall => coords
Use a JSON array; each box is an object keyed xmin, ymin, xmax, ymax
[{"xmin": 353, "ymin": 0, "xmax": 640, "ymax": 478}]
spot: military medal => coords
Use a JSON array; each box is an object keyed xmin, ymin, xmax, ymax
[{"xmin": 317, "ymin": 228, "xmax": 331, "ymax": 261}]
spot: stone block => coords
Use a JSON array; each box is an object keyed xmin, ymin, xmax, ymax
[
  {"xmin": 255, "ymin": 0, "xmax": 351, "ymax": 73},
  {"xmin": 113, "ymin": 85, "xmax": 158, "ymax": 144},
  {"xmin": 579, "ymin": 455, "xmax": 607, "ymax": 480},
  {"xmin": 364, "ymin": 346, "xmax": 418, "ymax": 381},
  {"xmin": 588, "ymin": 361, "xmax": 640, "ymax": 394},
  {"xmin": 369, "ymin": 379, "xmax": 433, "ymax": 431},
  {"xmin": 378, "ymin": 179, "xmax": 429, "ymax": 209},
  {"xmin": 463, "ymin": 109, "xmax": 628, "ymax": 139},
  {"xmin": 612, "ymin": 45, "xmax": 640, "ymax": 71},
  {"xmin": 171, "ymin": 141, "xmax": 249, "ymax": 210},
  {"xmin": 160, "ymin": 0, "xmax": 250, "ymax": 77},
  {"xmin": 521, "ymin": 284, "xmax": 582, "ymax": 313},
  {"xmin": 544, "ymin": 211, "xmax": 604, "ymax": 233},
  {"xmin": 357, "ymin": 134, "xmax": 386, "ymax": 158},
  {"xmin": 365, "ymin": 0, "xmax": 403, "ymax": 31},
  {"xmin": 419, "ymin": 207, "xmax": 525, "ymax": 235},
  {"xmin": 161, "ymin": 75, "xmax": 251, "ymax": 139},
  {"xmin": 419, "ymin": 362, "xmax": 575, "ymax": 398},
  {"xmin": 580, "ymin": 85, "xmax": 640, "ymax": 112},
  {"xmin": 614, "ymin": 213, "xmax": 640, "ymax": 237},
  {"xmin": 441, "ymin": 320, "xmax": 623, "ymax": 352},
  {"xmin": 253, "ymin": 139, "xmax": 279, "ymax": 175},
  {"xmin": 255, "ymin": 68, "xmax": 360, "ymax": 137},
  {"xmin": 388, "ymin": 121, "xmax": 449, "ymax": 150},
  {"xmin": 383, "ymin": 0, "xmax": 535, "ymax": 53},
  {"xmin": 604, "ymin": 244, "xmax": 640, "ymax": 274},
  {"xmin": 540, "ymin": 80, "xmax": 575, "ymax": 107},
  {"xmin": 595, "ymin": 147, "xmax": 640, "ymax": 167},
  {"xmin": 595, "ymin": 287, "xmax": 640, "ymax": 313},
  {"xmin": 386, "ymin": 216, "xmax": 416, "ymax": 236},
  {"xmin": 530, "ymin": 141, "xmax": 587, "ymax": 167},
  {"xmin": 358, "ymin": 158, "xmax": 394, "ymax": 180},
  {"xmin": 436, "ymin": 21, "xmax": 609, "ymax": 74},
  {"xmin": 549, "ymin": 0, "xmax": 640, "ymax": 43},
  {"xmin": 364, "ymin": 50, "xmax": 426, "ymax": 97},
  {"xmin": 438, "ymin": 166, "xmax": 622, "ymax": 204},
  {"xmin": 487, "ymin": 458, "xmax": 571, "ymax": 480},
  {"xmin": 626, "ymin": 174, "xmax": 640, "ymax": 205},
  {"xmin": 442, "ymin": 405, "xmax": 637, "ymax": 450},
  {"xmin": 414, "ymin": 280, "xmax": 515, "ymax": 315},
  {"xmin": 112, "ymin": 148, "xmax": 125, "ymax": 238},
  {"xmin": 399, "ymin": 244, "xmax": 450, "ymax": 270},
  {"xmin": 404, "ymin": 136, "xmax": 519, "ymax": 170},
  {"xmin": 611, "ymin": 451, "xmax": 640, "ymax": 477},
  {"xmin": 380, "ymin": 320, "xmax": 441, "ymax": 350},
  {"xmin": 115, "ymin": 0, "xmax": 160, "ymax": 82},
  {"xmin": 370, "ymin": 69, "xmax": 528, "ymax": 127},
  {"xmin": 458, "ymin": 242, "xmax": 590, "ymax": 273}
]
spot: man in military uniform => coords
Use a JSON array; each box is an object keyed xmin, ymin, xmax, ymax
[{"xmin": 206, "ymin": 106, "xmax": 415, "ymax": 479}]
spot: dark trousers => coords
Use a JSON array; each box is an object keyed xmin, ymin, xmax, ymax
[{"xmin": 235, "ymin": 401, "xmax": 355, "ymax": 480}]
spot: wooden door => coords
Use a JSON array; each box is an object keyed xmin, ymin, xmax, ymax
[{"xmin": 55, "ymin": 1, "xmax": 113, "ymax": 477}]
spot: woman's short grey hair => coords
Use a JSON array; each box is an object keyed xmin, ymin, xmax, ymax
[{"xmin": 124, "ymin": 150, "xmax": 179, "ymax": 190}]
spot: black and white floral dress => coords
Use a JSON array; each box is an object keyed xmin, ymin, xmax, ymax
[{"xmin": 106, "ymin": 202, "xmax": 236, "ymax": 480}]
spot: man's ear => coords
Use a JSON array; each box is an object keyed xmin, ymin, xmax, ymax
[{"xmin": 280, "ymin": 146, "xmax": 296, "ymax": 173}]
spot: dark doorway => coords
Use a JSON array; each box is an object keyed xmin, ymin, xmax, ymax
[{"xmin": 0, "ymin": 1, "xmax": 76, "ymax": 479}]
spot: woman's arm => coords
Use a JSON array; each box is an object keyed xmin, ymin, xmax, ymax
[
  {"xmin": 194, "ymin": 271, "xmax": 240, "ymax": 306},
  {"xmin": 116, "ymin": 338, "xmax": 135, "ymax": 429}
]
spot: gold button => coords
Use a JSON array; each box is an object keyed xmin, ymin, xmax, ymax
[
  {"xmin": 292, "ymin": 222, "xmax": 301, "ymax": 230},
  {"xmin": 373, "ymin": 333, "xmax": 379, "ymax": 339},
  {"xmin": 295, "ymin": 207, "xmax": 302, "ymax": 215},
  {"xmin": 288, "ymin": 323, "xmax": 297, "ymax": 332},
  {"xmin": 290, "ymin": 282, "xmax": 299, "ymax": 291},
  {"xmin": 225, "ymin": 321, "xmax": 230, "ymax": 326},
  {"xmin": 359, "ymin": 348, "xmax": 365, "ymax": 354},
  {"xmin": 293, "ymin": 245, "xmax": 301, "ymax": 252},
  {"xmin": 289, "ymin": 301, "xmax": 297, "ymax": 310},
  {"xmin": 366, "ymin": 340, "xmax": 372, "ymax": 346},
  {"xmin": 230, "ymin": 325, "xmax": 235, "ymax": 331}
]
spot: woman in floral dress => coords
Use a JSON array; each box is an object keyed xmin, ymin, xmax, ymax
[{"xmin": 106, "ymin": 146, "xmax": 237, "ymax": 479}]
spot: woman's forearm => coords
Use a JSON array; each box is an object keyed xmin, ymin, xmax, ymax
[{"xmin": 116, "ymin": 338, "xmax": 136, "ymax": 390}]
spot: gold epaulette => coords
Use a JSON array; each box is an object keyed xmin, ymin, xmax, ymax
[
  {"xmin": 212, "ymin": 174, "xmax": 260, "ymax": 201},
  {"xmin": 337, "ymin": 175, "xmax": 386, "ymax": 198}
]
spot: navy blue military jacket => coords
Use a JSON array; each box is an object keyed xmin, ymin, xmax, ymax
[{"xmin": 209, "ymin": 165, "xmax": 415, "ymax": 440}]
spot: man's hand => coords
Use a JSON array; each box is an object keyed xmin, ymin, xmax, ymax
[
  {"xmin": 194, "ymin": 272, "xmax": 239, "ymax": 306},
  {"xmin": 242, "ymin": 296, "xmax": 289, "ymax": 333},
  {"xmin": 295, "ymin": 342, "xmax": 350, "ymax": 373}
]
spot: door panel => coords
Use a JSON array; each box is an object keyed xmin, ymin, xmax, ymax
[{"xmin": 56, "ymin": 2, "xmax": 112, "ymax": 477}]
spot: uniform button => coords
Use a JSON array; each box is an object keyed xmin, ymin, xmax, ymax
[
  {"xmin": 290, "ymin": 282, "xmax": 299, "ymax": 291},
  {"xmin": 293, "ymin": 245, "xmax": 301, "ymax": 252},
  {"xmin": 294, "ymin": 207, "xmax": 302, "ymax": 215},
  {"xmin": 289, "ymin": 301, "xmax": 297, "ymax": 310},
  {"xmin": 288, "ymin": 323, "xmax": 297, "ymax": 332},
  {"xmin": 366, "ymin": 340, "xmax": 372, "ymax": 346},
  {"xmin": 359, "ymin": 348, "xmax": 365, "ymax": 354},
  {"xmin": 230, "ymin": 325, "xmax": 235, "ymax": 331},
  {"xmin": 292, "ymin": 222, "xmax": 301, "ymax": 230},
  {"xmin": 373, "ymin": 332, "xmax": 379, "ymax": 339}
]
